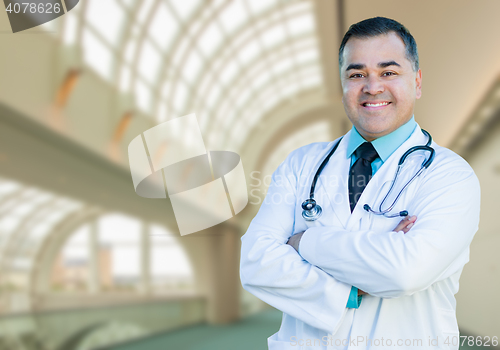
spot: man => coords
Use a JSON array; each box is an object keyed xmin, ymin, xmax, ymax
[{"xmin": 240, "ymin": 17, "xmax": 480, "ymax": 350}]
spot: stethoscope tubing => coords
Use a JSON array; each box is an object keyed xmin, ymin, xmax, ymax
[{"xmin": 302, "ymin": 129, "xmax": 434, "ymax": 220}]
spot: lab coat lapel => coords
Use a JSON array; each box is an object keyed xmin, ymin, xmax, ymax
[
  {"xmin": 317, "ymin": 131, "xmax": 352, "ymax": 229},
  {"xmin": 346, "ymin": 124, "xmax": 428, "ymax": 231}
]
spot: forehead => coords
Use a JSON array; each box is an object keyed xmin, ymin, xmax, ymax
[{"xmin": 342, "ymin": 32, "xmax": 409, "ymax": 68}]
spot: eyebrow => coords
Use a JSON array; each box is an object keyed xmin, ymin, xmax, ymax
[{"xmin": 345, "ymin": 60, "xmax": 401, "ymax": 71}]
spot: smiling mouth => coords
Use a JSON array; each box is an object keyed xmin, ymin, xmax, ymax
[{"xmin": 362, "ymin": 102, "xmax": 391, "ymax": 107}]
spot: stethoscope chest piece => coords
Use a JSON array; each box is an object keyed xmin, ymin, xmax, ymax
[{"xmin": 301, "ymin": 198, "xmax": 322, "ymax": 221}]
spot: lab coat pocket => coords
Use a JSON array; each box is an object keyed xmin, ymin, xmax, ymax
[{"xmin": 438, "ymin": 308, "xmax": 459, "ymax": 349}]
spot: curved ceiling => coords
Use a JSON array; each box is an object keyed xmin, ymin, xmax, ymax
[{"xmin": 56, "ymin": 0, "xmax": 324, "ymax": 153}]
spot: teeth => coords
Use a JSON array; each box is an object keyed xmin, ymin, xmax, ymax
[{"xmin": 364, "ymin": 102, "xmax": 390, "ymax": 107}]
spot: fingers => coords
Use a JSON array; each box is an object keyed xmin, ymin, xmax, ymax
[
  {"xmin": 402, "ymin": 215, "xmax": 416, "ymax": 233},
  {"xmin": 393, "ymin": 215, "xmax": 417, "ymax": 233}
]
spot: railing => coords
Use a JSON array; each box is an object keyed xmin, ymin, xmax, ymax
[{"xmin": 0, "ymin": 294, "xmax": 207, "ymax": 350}]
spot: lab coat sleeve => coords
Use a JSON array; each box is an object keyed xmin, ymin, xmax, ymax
[
  {"xmin": 299, "ymin": 156, "xmax": 481, "ymax": 298},
  {"xmin": 240, "ymin": 148, "xmax": 352, "ymax": 333}
]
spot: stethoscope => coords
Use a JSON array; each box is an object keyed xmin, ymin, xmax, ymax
[{"xmin": 301, "ymin": 129, "xmax": 435, "ymax": 221}]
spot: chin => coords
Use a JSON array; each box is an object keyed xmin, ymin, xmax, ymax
[
  {"xmin": 361, "ymin": 121, "xmax": 389, "ymax": 133},
  {"xmin": 360, "ymin": 125, "xmax": 393, "ymax": 140}
]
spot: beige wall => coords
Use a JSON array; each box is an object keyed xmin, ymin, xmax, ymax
[{"xmin": 457, "ymin": 118, "xmax": 500, "ymax": 337}]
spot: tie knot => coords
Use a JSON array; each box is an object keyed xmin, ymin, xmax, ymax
[{"xmin": 355, "ymin": 142, "xmax": 379, "ymax": 163}]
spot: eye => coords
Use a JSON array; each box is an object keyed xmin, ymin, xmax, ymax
[
  {"xmin": 349, "ymin": 73, "xmax": 364, "ymax": 78},
  {"xmin": 383, "ymin": 71, "xmax": 397, "ymax": 77}
]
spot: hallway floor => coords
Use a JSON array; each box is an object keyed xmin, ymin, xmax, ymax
[
  {"xmin": 106, "ymin": 309, "xmax": 493, "ymax": 350},
  {"xmin": 106, "ymin": 309, "xmax": 281, "ymax": 350}
]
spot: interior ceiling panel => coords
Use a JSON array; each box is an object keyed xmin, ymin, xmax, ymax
[{"xmin": 343, "ymin": 0, "xmax": 500, "ymax": 146}]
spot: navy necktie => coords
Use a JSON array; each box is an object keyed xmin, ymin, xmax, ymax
[{"xmin": 349, "ymin": 142, "xmax": 379, "ymax": 212}]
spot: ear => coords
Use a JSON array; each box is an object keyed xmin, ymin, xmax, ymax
[{"xmin": 415, "ymin": 69, "xmax": 422, "ymax": 99}]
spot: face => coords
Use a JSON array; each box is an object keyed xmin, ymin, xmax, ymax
[{"xmin": 340, "ymin": 32, "xmax": 422, "ymax": 141}]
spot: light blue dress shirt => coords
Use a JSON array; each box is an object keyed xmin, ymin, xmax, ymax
[{"xmin": 345, "ymin": 115, "xmax": 417, "ymax": 308}]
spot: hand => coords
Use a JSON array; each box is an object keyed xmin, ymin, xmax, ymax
[
  {"xmin": 393, "ymin": 215, "xmax": 417, "ymax": 234},
  {"xmin": 286, "ymin": 232, "xmax": 304, "ymax": 252},
  {"xmin": 358, "ymin": 289, "xmax": 367, "ymax": 296}
]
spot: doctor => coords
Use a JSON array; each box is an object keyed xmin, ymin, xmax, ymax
[{"xmin": 240, "ymin": 17, "xmax": 480, "ymax": 350}]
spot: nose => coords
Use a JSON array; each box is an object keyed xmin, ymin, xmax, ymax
[{"xmin": 362, "ymin": 75, "xmax": 384, "ymax": 95}]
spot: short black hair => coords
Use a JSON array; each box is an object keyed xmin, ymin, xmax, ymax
[{"xmin": 338, "ymin": 17, "xmax": 419, "ymax": 72}]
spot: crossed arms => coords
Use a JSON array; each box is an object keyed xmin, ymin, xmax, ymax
[{"xmin": 286, "ymin": 215, "xmax": 417, "ymax": 296}]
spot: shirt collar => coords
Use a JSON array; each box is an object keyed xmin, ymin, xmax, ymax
[{"xmin": 346, "ymin": 115, "xmax": 417, "ymax": 162}]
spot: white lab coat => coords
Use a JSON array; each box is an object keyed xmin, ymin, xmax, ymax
[{"xmin": 240, "ymin": 124, "xmax": 481, "ymax": 350}]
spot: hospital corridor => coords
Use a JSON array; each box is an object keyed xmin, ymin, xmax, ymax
[{"xmin": 0, "ymin": 0, "xmax": 499, "ymax": 349}]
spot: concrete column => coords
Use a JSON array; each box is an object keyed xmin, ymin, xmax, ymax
[
  {"xmin": 204, "ymin": 224, "xmax": 241, "ymax": 324},
  {"xmin": 87, "ymin": 220, "xmax": 100, "ymax": 294},
  {"xmin": 138, "ymin": 222, "xmax": 151, "ymax": 295}
]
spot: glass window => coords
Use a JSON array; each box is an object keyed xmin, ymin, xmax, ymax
[
  {"xmin": 124, "ymin": 39, "xmax": 138, "ymax": 64},
  {"xmin": 135, "ymin": 79, "xmax": 152, "ymax": 113},
  {"xmin": 251, "ymin": 70, "xmax": 273, "ymax": 90},
  {"xmin": 171, "ymin": 38, "xmax": 190, "ymax": 68},
  {"xmin": 284, "ymin": 0, "xmax": 312, "ymax": 16},
  {"xmin": 219, "ymin": 60, "xmax": 238, "ymax": 86},
  {"xmin": 63, "ymin": 11, "xmax": 79, "ymax": 45},
  {"xmin": 169, "ymin": 0, "xmax": 201, "ymax": 21},
  {"xmin": 173, "ymin": 82, "xmax": 189, "ymax": 113},
  {"xmin": 0, "ymin": 179, "xmax": 20, "ymax": 197},
  {"xmin": 119, "ymin": 0, "xmax": 137, "ymax": 9},
  {"xmin": 219, "ymin": 1, "xmax": 248, "ymax": 33},
  {"xmin": 54, "ymin": 224, "xmax": 90, "ymax": 292},
  {"xmin": 82, "ymin": 29, "xmax": 113, "ymax": 80},
  {"xmin": 98, "ymin": 214, "xmax": 141, "ymax": 288},
  {"xmin": 247, "ymin": 0, "xmax": 278, "ymax": 16},
  {"xmin": 150, "ymin": 224, "xmax": 193, "ymax": 291},
  {"xmin": 238, "ymin": 40, "xmax": 261, "ymax": 66},
  {"xmin": 138, "ymin": 40, "xmax": 162, "ymax": 85},
  {"xmin": 156, "ymin": 103, "xmax": 168, "ymax": 122},
  {"xmin": 198, "ymin": 22, "xmax": 223, "ymax": 58},
  {"xmin": 86, "ymin": 0, "xmax": 125, "ymax": 46},
  {"xmin": 183, "ymin": 52, "xmax": 203, "ymax": 85},
  {"xmin": 136, "ymin": 0, "xmax": 155, "ymax": 25},
  {"xmin": 148, "ymin": 3, "xmax": 178, "ymax": 52},
  {"xmin": 205, "ymin": 84, "xmax": 222, "ymax": 110},
  {"xmin": 119, "ymin": 65, "xmax": 132, "ymax": 93},
  {"xmin": 261, "ymin": 23, "xmax": 287, "ymax": 49},
  {"xmin": 280, "ymin": 82, "xmax": 301, "ymax": 100},
  {"xmin": 295, "ymin": 49, "xmax": 319, "ymax": 65},
  {"xmin": 301, "ymin": 75, "xmax": 322, "ymax": 89},
  {"xmin": 272, "ymin": 57, "xmax": 295, "ymax": 76},
  {"xmin": 287, "ymin": 14, "xmax": 315, "ymax": 37}
]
